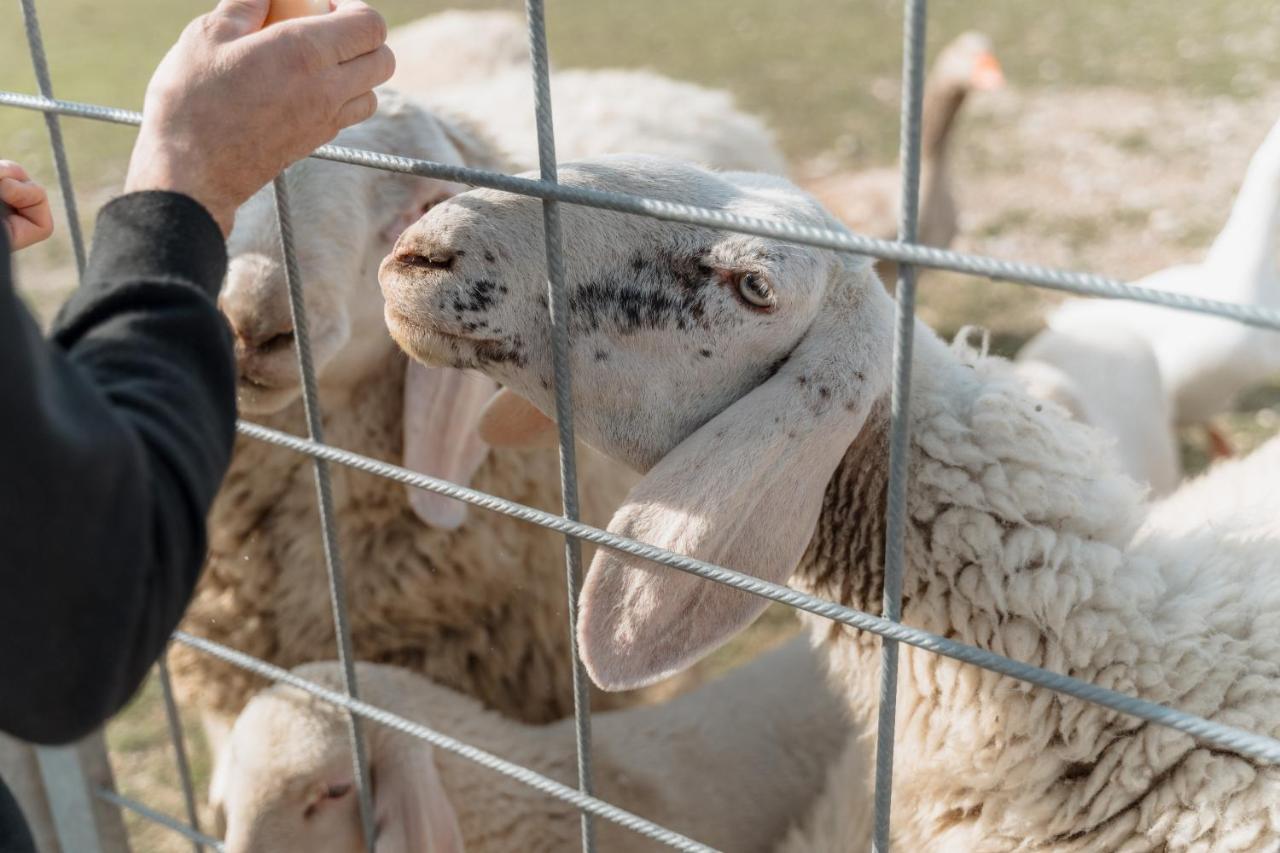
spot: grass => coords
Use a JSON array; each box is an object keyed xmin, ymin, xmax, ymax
[{"xmin": 5, "ymin": 1, "xmax": 1280, "ymax": 849}]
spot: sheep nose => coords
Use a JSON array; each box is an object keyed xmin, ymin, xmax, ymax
[
  {"xmin": 219, "ymin": 298, "xmax": 296, "ymax": 355},
  {"xmin": 391, "ymin": 247, "xmax": 457, "ymax": 272}
]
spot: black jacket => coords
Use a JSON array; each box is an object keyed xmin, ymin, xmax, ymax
[{"xmin": 0, "ymin": 192, "xmax": 235, "ymax": 851}]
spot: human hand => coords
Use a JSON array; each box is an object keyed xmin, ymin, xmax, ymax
[
  {"xmin": 0, "ymin": 161, "xmax": 55, "ymax": 251},
  {"xmin": 124, "ymin": 0, "xmax": 394, "ymax": 236}
]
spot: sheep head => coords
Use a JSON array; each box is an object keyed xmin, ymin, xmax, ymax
[
  {"xmin": 222, "ymin": 90, "xmax": 469, "ymax": 416},
  {"xmin": 380, "ymin": 155, "xmax": 895, "ymax": 689},
  {"xmin": 213, "ymin": 664, "xmax": 463, "ymax": 853}
]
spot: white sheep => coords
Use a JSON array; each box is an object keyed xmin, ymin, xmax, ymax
[
  {"xmin": 425, "ymin": 68, "xmax": 789, "ymax": 176},
  {"xmin": 386, "ymin": 10, "xmax": 530, "ymax": 92},
  {"xmin": 173, "ymin": 82, "xmax": 788, "ymax": 751},
  {"xmin": 169, "ymin": 93, "xmax": 638, "ymax": 754},
  {"xmin": 380, "ymin": 154, "xmax": 1280, "ymax": 851},
  {"xmin": 212, "ymin": 637, "xmax": 860, "ymax": 853}
]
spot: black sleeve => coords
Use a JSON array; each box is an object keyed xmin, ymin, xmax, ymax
[{"xmin": 0, "ymin": 192, "xmax": 235, "ymax": 745}]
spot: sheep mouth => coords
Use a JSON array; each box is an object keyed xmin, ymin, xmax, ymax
[{"xmin": 384, "ymin": 308, "xmax": 494, "ymax": 368}]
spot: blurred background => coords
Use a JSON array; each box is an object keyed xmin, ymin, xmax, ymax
[{"xmin": 4, "ymin": 1, "xmax": 1280, "ymax": 849}]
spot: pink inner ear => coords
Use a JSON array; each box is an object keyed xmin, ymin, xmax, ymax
[{"xmin": 402, "ymin": 363, "xmax": 499, "ymax": 529}]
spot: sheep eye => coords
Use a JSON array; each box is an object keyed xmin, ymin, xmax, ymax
[
  {"xmin": 736, "ymin": 273, "xmax": 776, "ymax": 309},
  {"xmin": 325, "ymin": 784, "xmax": 352, "ymax": 800}
]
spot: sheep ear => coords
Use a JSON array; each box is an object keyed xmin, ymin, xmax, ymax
[
  {"xmin": 373, "ymin": 735, "xmax": 464, "ymax": 853},
  {"xmin": 477, "ymin": 388, "xmax": 559, "ymax": 450},
  {"xmin": 381, "ymin": 178, "xmax": 468, "ymax": 244},
  {"xmin": 402, "ymin": 362, "xmax": 498, "ymax": 529},
  {"xmin": 208, "ymin": 739, "xmax": 232, "ymax": 837},
  {"xmin": 579, "ymin": 259, "xmax": 894, "ymax": 690}
]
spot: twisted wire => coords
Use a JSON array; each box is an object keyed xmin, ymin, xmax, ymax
[
  {"xmin": 173, "ymin": 632, "xmax": 719, "ymax": 853},
  {"xmin": 4, "ymin": 90, "xmax": 1280, "ymax": 330},
  {"xmin": 17, "ymin": 0, "xmax": 86, "ymax": 274},
  {"xmin": 271, "ymin": 176, "xmax": 377, "ymax": 850},
  {"xmin": 873, "ymin": 2, "xmax": 929, "ymax": 848}
]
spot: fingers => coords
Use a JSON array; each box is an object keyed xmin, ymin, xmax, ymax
[
  {"xmin": 1, "ymin": 177, "xmax": 54, "ymax": 250},
  {"xmin": 0, "ymin": 160, "xmax": 32, "ymax": 182},
  {"xmin": 0, "ymin": 176, "xmax": 48, "ymax": 211},
  {"xmin": 333, "ymin": 90, "xmax": 378, "ymax": 132},
  {"xmin": 295, "ymin": 0, "xmax": 386, "ymax": 65},
  {"xmin": 330, "ymin": 43, "xmax": 394, "ymax": 102}
]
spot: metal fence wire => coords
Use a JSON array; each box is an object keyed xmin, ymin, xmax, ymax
[{"xmin": 8, "ymin": 1, "xmax": 1280, "ymax": 851}]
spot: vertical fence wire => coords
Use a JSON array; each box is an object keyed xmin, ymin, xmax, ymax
[
  {"xmin": 271, "ymin": 174, "xmax": 378, "ymax": 852},
  {"xmin": 157, "ymin": 650, "xmax": 205, "ymax": 853},
  {"xmin": 18, "ymin": 0, "xmax": 86, "ymax": 276},
  {"xmin": 873, "ymin": 0, "xmax": 929, "ymax": 850},
  {"xmin": 522, "ymin": 3, "xmax": 596, "ymax": 851}
]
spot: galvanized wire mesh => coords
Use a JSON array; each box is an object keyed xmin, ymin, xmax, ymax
[{"xmin": 7, "ymin": 1, "xmax": 1280, "ymax": 852}]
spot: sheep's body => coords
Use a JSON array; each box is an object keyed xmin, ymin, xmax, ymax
[
  {"xmin": 219, "ymin": 638, "xmax": 856, "ymax": 853},
  {"xmin": 424, "ymin": 68, "xmax": 789, "ymax": 175},
  {"xmin": 1015, "ymin": 315, "xmax": 1181, "ymax": 494},
  {"xmin": 381, "ymin": 157, "xmax": 1280, "ymax": 851},
  {"xmin": 385, "ymin": 10, "xmax": 529, "ymax": 91},
  {"xmin": 170, "ymin": 345, "xmax": 636, "ymax": 731},
  {"xmin": 794, "ymin": 335, "xmax": 1280, "ymax": 850}
]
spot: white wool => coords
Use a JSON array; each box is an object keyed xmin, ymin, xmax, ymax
[
  {"xmin": 214, "ymin": 638, "xmax": 856, "ymax": 853},
  {"xmin": 425, "ymin": 68, "xmax": 789, "ymax": 176}
]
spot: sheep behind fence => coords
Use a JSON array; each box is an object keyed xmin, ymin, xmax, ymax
[{"xmin": 5, "ymin": 0, "xmax": 1280, "ymax": 851}]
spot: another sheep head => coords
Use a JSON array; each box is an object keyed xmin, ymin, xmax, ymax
[
  {"xmin": 213, "ymin": 665, "xmax": 462, "ymax": 853},
  {"xmin": 221, "ymin": 91, "xmax": 468, "ymax": 417},
  {"xmin": 380, "ymin": 155, "xmax": 895, "ymax": 690}
]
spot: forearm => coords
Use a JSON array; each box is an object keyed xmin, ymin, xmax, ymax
[{"xmin": 0, "ymin": 193, "xmax": 235, "ymax": 743}]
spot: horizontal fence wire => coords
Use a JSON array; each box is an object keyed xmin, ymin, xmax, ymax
[
  {"xmin": 171, "ymin": 631, "xmax": 718, "ymax": 853},
  {"xmin": 6, "ymin": 89, "xmax": 1280, "ymax": 331},
  {"xmin": 235, "ymin": 420, "xmax": 1280, "ymax": 766}
]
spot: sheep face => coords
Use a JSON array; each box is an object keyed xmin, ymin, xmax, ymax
[
  {"xmin": 215, "ymin": 672, "xmax": 464, "ymax": 853},
  {"xmin": 382, "ymin": 155, "xmax": 897, "ymax": 689},
  {"xmin": 223, "ymin": 94, "xmax": 467, "ymax": 415},
  {"xmin": 381, "ymin": 155, "xmax": 865, "ymax": 472},
  {"xmin": 213, "ymin": 691, "xmax": 367, "ymax": 853}
]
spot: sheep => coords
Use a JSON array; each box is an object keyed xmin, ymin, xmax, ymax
[
  {"xmin": 212, "ymin": 637, "xmax": 860, "ymax": 853},
  {"xmin": 423, "ymin": 67, "xmax": 789, "ymax": 176},
  {"xmin": 386, "ymin": 10, "xmax": 529, "ymax": 92},
  {"xmin": 168, "ymin": 92, "xmax": 637, "ymax": 757},
  {"xmin": 172, "ymin": 83, "xmax": 788, "ymax": 754},
  {"xmin": 1015, "ymin": 313, "xmax": 1182, "ymax": 495},
  {"xmin": 380, "ymin": 154, "xmax": 1280, "ymax": 851}
]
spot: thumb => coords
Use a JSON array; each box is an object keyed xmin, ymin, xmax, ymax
[{"xmin": 212, "ymin": 0, "xmax": 270, "ymax": 34}]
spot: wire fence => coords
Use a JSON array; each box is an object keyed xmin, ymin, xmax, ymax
[{"xmin": 7, "ymin": 1, "xmax": 1280, "ymax": 852}]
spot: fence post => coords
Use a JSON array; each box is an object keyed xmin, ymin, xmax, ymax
[{"xmin": 0, "ymin": 732, "xmax": 129, "ymax": 853}]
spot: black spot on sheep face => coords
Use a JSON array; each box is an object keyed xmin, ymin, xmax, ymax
[{"xmin": 380, "ymin": 155, "xmax": 866, "ymax": 470}]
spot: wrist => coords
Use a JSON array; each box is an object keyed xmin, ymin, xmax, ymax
[{"xmin": 124, "ymin": 135, "xmax": 238, "ymax": 236}]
